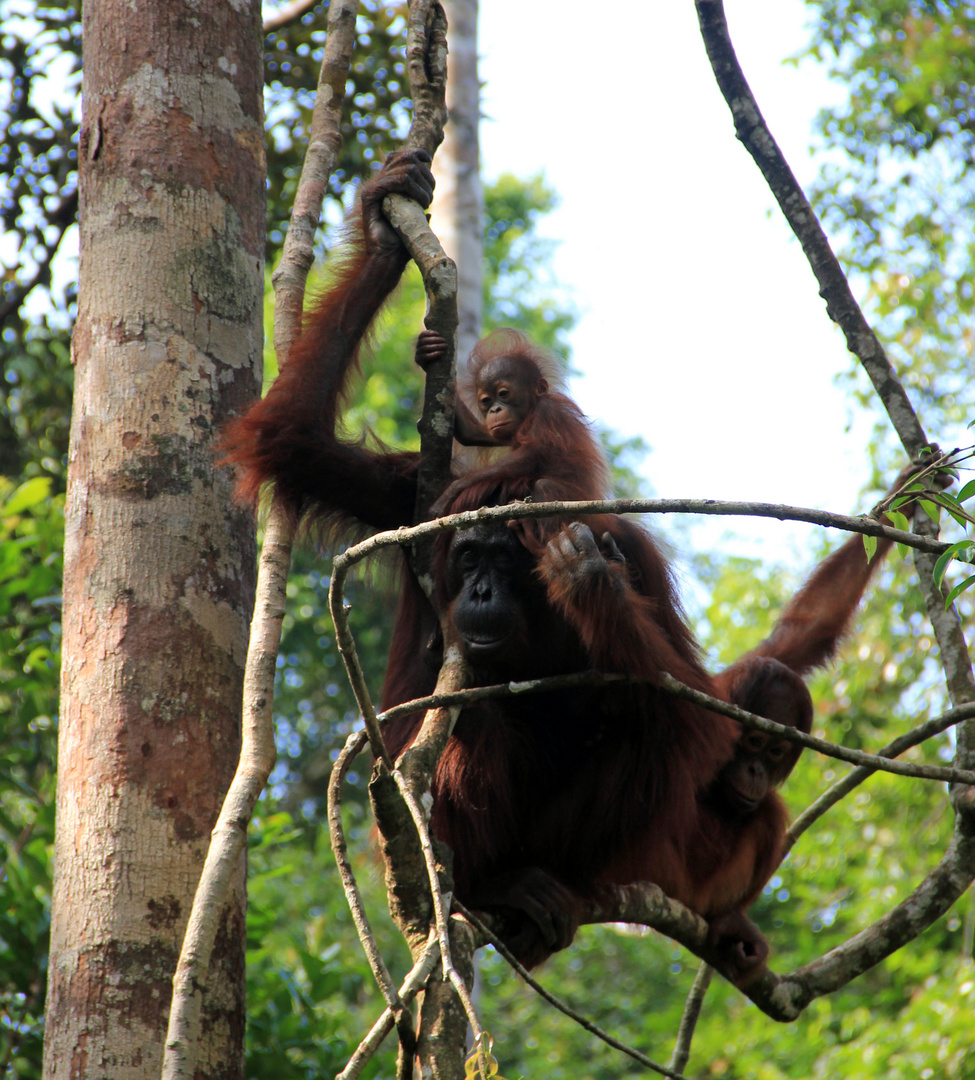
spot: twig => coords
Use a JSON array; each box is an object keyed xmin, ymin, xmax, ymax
[
  {"xmin": 669, "ymin": 962, "xmax": 714, "ymax": 1074},
  {"xmin": 269, "ymin": 0, "xmax": 360, "ymax": 356},
  {"xmin": 659, "ymin": 674, "xmax": 975, "ymax": 786},
  {"xmin": 327, "ymin": 731, "xmax": 415, "ymax": 1052},
  {"xmin": 375, "ymin": 671, "xmax": 975, "ymax": 785},
  {"xmin": 694, "ymin": 0, "xmax": 926, "ymax": 455},
  {"xmin": 328, "ymin": 497, "xmax": 970, "ymax": 571},
  {"xmin": 0, "ymin": 187, "xmax": 78, "ymax": 331},
  {"xmin": 382, "ymin": 0, "xmax": 454, "ymax": 524},
  {"xmin": 262, "ymin": 0, "xmax": 320, "ymax": 34},
  {"xmin": 0, "ymin": 186, "xmax": 77, "ymax": 328},
  {"xmin": 455, "ymin": 902, "xmax": 689, "ymax": 1079},
  {"xmin": 337, "ymin": 932, "xmax": 441, "ymax": 1080},
  {"xmin": 328, "ymin": 560, "xmax": 389, "ymax": 767},
  {"xmin": 377, "ymin": 670, "xmax": 629, "ymax": 724},
  {"xmin": 874, "ymin": 446, "xmax": 975, "ymax": 519},
  {"xmin": 162, "ymin": 503, "xmax": 292, "ymax": 1080},
  {"xmin": 390, "ymin": 770, "xmax": 484, "ymax": 1043},
  {"xmin": 787, "ymin": 702, "xmax": 975, "ymax": 847}
]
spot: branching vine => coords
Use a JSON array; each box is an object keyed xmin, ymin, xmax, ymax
[{"xmin": 167, "ymin": 1, "xmax": 975, "ymax": 1076}]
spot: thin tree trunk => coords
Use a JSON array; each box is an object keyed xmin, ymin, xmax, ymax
[
  {"xmin": 432, "ymin": 0, "xmax": 483, "ymax": 364},
  {"xmin": 43, "ymin": 2, "xmax": 265, "ymax": 1077}
]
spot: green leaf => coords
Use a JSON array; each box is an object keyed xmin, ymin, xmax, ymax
[
  {"xmin": 928, "ymin": 490, "xmax": 975, "ymax": 527},
  {"xmin": 887, "ymin": 510, "xmax": 911, "ymax": 533},
  {"xmin": 945, "ymin": 574, "xmax": 975, "ymax": 609},
  {"xmin": 932, "ymin": 540, "xmax": 975, "ymax": 587},
  {"xmin": 2, "ymin": 477, "xmax": 52, "ymax": 516},
  {"xmin": 862, "ymin": 534, "xmax": 878, "ymax": 562},
  {"xmin": 920, "ymin": 500, "xmax": 940, "ymax": 524}
]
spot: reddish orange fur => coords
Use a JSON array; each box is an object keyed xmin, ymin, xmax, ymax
[
  {"xmin": 220, "ymin": 152, "xmax": 900, "ymax": 977},
  {"xmin": 433, "ymin": 330, "xmax": 611, "ymax": 542}
]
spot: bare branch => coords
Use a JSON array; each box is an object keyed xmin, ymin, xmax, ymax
[
  {"xmin": 552, "ymin": 852, "xmax": 975, "ymax": 1024},
  {"xmin": 384, "ymin": 0, "xmax": 455, "ymax": 523},
  {"xmin": 455, "ymin": 902, "xmax": 690, "ymax": 1079},
  {"xmin": 912, "ymin": 510, "xmax": 975, "ymax": 737},
  {"xmin": 270, "ymin": 0, "xmax": 360, "ymax": 356},
  {"xmin": 327, "ymin": 731, "xmax": 416, "ymax": 1053},
  {"xmin": 337, "ymin": 10, "xmax": 476, "ymax": 1074},
  {"xmin": 787, "ymin": 703, "xmax": 975, "ymax": 847},
  {"xmin": 659, "ymin": 674, "xmax": 975, "ymax": 786},
  {"xmin": 378, "ymin": 670, "xmax": 629, "ymax": 725},
  {"xmin": 752, "ymin": 827, "xmax": 975, "ymax": 1019},
  {"xmin": 377, "ymin": 673, "xmax": 975, "ymax": 786},
  {"xmin": 328, "ymin": 558, "xmax": 389, "ymax": 766},
  {"xmin": 330, "ymin": 496, "xmax": 967, "ymax": 571},
  {"xmin": 337, "ymin": 933, "xmax": 441, "ymax": 1080},
  {"xmin": 163, "ymin": 503, "xmax": 292, "ymax": 1080},
  {"xmin": 262, "ymin": 0, "xmax": 320, "ymax": 34},
  {"xmin": 694, "ymin": 0, "xmax": 926, "ymax": 455},
  {"xmin": 670, "ymin": 963, "xmax": 714, "ymax": 1074},
  {"xmin": 390, "ymin": 769, "xmax": 484, "ymax": 1044}
]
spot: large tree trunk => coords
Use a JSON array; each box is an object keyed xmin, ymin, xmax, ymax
[
  {"xmin": 42, "ymin": 3, "xmax": 265, "ymax": 1078},
  {"xmin": 432, "ymin": 0, "xmax": 483, "ymax": 364}
]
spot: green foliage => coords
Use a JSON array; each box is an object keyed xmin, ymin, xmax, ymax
[
  {"xmin": 0, "ymin": 0, "xmax": 80, "ymax": 324},
  {"xmin": 264, "ymin": 2, "xmax": 413, "ymax": 263},
  {"xmin": 245, "ymin": 812, "xmax": 402, "ymax": 1078},
  {"xmin": 0, "ymin": 476, "xmax": 62, "ymax": 1080},
  {"xmin": 800, "ymin": 1, "xmax": 975, "ymax": 445},
  {"xmin": 0, "ymin": 320, "xmax": 73, "ymax": 484},
  {"xmin": 0, "ymin": 1, "xmax": 413, "ymax": 328},
  {"xmin": 464, "ymin": 1035, "xmax": 509, "ymax": 1079},
  {"xmin": 483, "ymin": 172, "xmax": 575, "ymax": 357}
]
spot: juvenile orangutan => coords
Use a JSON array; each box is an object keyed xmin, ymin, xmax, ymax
[{"xmin": 416, "ymin": 328, "xmax": 610, "ymax": 538}]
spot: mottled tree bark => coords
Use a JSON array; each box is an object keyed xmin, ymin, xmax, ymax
[{"xmin": 43, "ymin": 2, "xmax": 265, "ymax": 1077}]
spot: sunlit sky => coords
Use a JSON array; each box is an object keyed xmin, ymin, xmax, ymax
[{"xmin": 477, "ymin": 0, "xmax": 876, "ymax": 561}]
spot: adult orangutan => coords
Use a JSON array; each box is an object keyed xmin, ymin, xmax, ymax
[{"xmin": 222, "ymin": 148, "xmax": 920, "ymax": 980}]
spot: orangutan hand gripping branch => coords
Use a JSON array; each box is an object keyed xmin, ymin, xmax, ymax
[
  {"xmin": 416, "ymin": 328, "xmax": 610, "ymax": 545},
  {"xmin": 222, "ymin": 148, "xmax": 924, "ymax": 984}
]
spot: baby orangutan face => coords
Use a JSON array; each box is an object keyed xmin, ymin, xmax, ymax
[{"xmin": 474, "ymin": 355, "xmax": 547, "ymax": 443}]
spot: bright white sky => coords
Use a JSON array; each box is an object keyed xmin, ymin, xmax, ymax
[{"xmin": 477, "ymin": 0, "xmax": 875, "ymax": 559}]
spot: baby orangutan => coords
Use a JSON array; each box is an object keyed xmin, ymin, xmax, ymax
[{"xmin": 415, "ymin": 328, "xmax": 610, "ymax": 539}]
